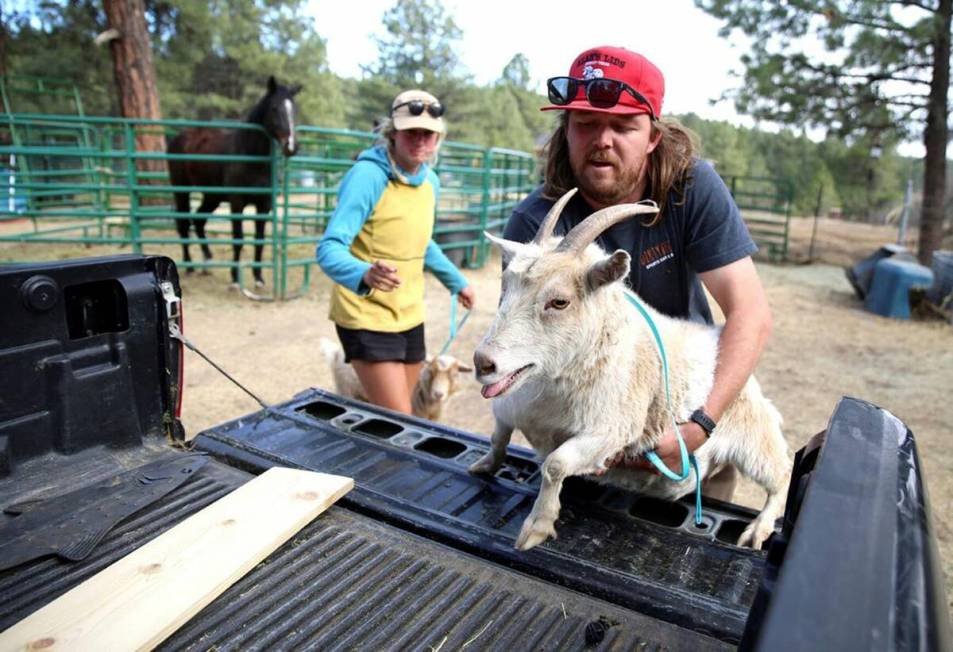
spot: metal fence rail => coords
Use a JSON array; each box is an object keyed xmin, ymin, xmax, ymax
[
  {"xmin": 723, "ymin": 174, "xmax": 793, "ymax": 262},
  {"xmin": 0, "ymin": 113, "xmax": 538, "ymax": 299}
]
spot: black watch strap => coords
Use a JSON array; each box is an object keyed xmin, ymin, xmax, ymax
[{"xmin": 690, "ymin": 408, "xmax": 717, "ymax": 437}]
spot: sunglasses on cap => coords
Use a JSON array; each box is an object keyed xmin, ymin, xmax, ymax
[
  {"xmin": 547, "ymin": 77, "xmax": 657, "ymax": 120},
  {"xmin": 392, "ymin": 99, "xmax": 446, "ymax": 118}
]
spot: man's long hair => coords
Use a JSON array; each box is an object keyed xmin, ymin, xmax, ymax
[{"xmin": 542, "ymin": 113, "xmax": 700, "ymax": 227}]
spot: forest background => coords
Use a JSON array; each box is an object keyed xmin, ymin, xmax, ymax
[{"xmin": 1, "ymin": 0, "xmax": 949, "ymax": 231}]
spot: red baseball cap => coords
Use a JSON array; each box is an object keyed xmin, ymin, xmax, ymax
[{"xmin": 541, "ymin": 46, "xmax": 665, "ymax": 118}]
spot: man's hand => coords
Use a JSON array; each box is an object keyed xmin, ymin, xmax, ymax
[
  {"xmin": 603, "ymin": 421, "xmax": 708, "ymax": 475},
  {"xmin": 458, "ymin": 286, "xmax": 475, "ymax": 310},
  {"xmin": 363, "ymin": 260, "xmax": 401, "ymax": 292}
]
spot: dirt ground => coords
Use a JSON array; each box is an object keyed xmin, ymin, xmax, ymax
[{"xmin": 2, "ymin": 213, "xmax": 952, "ymax": 614}]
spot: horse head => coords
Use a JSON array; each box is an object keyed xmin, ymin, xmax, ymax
[{"xmin": 259, "ymin": 75, "xmax": 302, "ymax": 157}]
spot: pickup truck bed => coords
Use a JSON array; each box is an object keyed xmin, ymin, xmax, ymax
[
  {"xmin": 0, "ymin": 444, "xmax": 725, "ymax": 650},
  {"xmin": 1, "ymin": 255, "xmax": 949, "ymax": 650}
]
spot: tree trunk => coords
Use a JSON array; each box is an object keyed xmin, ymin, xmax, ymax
[
  {"xmin": 102, "ymin": 0, "xmax": 166, "ymax": 206},
  {"xmin": 918, "ymin": 0, "xmax": 951, "ymax": 266}
]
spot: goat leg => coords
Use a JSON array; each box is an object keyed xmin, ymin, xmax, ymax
[
  {"xmin": 515, "ymin": 434, "xmax": 622, "ymax": 551},
  {"xmin": 469, "ymin": 420, "xmax": 513, "ymax": 475},
  {"xmin": 710, "ymin": 391, "xmax": 790, "ymax": 548}
]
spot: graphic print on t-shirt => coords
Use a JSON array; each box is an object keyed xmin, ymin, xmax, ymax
[{"xmin": 639, "ymin": 240, "xmax": 674, "ymax": 270}]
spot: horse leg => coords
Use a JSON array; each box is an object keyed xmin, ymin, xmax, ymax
[
  {"xmin": 252, "ymin": 210, "xmax": 267, "ymax": 288},
  {"xmin": 229, "ymin": 200, "xmax": 245, "ymax": 287},
  {"xmin": 173, "ymin": 192, "xmax": 193, "ymax": 274},
  {"xmin": 194, "ymin": 195, "xmax": 220, "ymax": 275}
]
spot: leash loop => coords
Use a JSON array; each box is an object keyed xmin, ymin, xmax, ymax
[
  {"xmin": 438, "ymin": 292, "xmax": 471, "ymax": 357},
  {"xmin": 624, "ymin": 291, "xmax": 703, "ymax": 526}
]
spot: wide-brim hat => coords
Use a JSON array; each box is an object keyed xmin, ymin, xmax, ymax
[
  {"xmin": 391, "ymin": 89, "xmax": 446, "ymax": 133},
  {"xmin": 541, "ymin": 46, "xmax": 664, "ymax": 117}
]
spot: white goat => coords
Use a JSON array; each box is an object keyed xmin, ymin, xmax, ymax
[
  {"xmin": 469, "ymin": 190, "xmax": 790, "ymax": 551},
  {"xmin": 319, "ymin": 338, "xmax": 472, "ymax": 421}
]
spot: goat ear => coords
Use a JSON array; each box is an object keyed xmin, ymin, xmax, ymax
[
  {"xmin": 587, "ymin": 250, "xmax": 630, "ymax": 291},
  {"xmin": 455, "ymin": 363, "xmax": 473, "ymax": 374},
  {"xmin": 291, "ymin": 83, "xmax": 303, "ymax": 96},
  {"xmin": 267, "ymin": 75, "xmax": 277, "ymax": 94},
  {"xmin": 485, "ymin": 231, "xmax": 528, "ymax": 268}
]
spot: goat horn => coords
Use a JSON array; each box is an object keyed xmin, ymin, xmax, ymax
[
  {"xmin": 555, "ymin": 200, "xmax": 660, "ymax": 254},
  {"xmin": 532, "ymin": 188, "xmax": 578, "ymax": 245}
]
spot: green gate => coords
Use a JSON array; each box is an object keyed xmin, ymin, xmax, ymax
[
  {"xmin": 1, "ymin": 76, "xmax": 104, "ymax": 222},
  {"xmin": 722, "ymin": 174, "xmax": 793, "ymax": 262}
]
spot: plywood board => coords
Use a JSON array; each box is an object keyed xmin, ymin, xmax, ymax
[{"xmin": 0, "ymin": 466, "xmax": 353, "ymax": 651}]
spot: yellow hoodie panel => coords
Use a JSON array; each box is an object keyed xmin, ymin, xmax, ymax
[{"xmin": 329, "ymin": 179, "xmax": 435, "ymax": 332}]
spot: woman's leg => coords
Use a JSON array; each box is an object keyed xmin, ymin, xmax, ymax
[
  {"xmin": 402, "ymin": 324, "xmax": 426, "ymax": 398},
  {"xmin": 351, "ymin": 360, "xmax": 414, "ymax": 414},
  {"xmin": 404, "ymin": 361, "xmax": 425, "ymax": 393}
]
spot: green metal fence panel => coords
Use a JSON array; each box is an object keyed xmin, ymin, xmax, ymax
[
  {"xmin": 0, "ymin": 113, "xmax": 538, "ymax": 299},
  {"xmin": 723, "ymin": 174, "xmax": 793, "ymax": 262}
]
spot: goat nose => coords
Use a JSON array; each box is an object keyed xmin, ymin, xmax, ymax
[{"xmin": 473, "ymin": 350, "xmax": 496, "ymax": 377}]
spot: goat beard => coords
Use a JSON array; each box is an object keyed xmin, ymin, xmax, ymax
[{"xmin": 571, "ymin": 151, "xmax": 647, "ymax": 207}]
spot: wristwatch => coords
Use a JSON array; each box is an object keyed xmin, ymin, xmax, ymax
[{"xmin": 689, "ymin": 408, "xmax": 717, "ymax": 437}]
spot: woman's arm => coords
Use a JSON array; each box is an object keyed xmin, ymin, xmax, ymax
[{"xmin": 316, "ymin": 163, "xmax": 387, "ymax": 294}]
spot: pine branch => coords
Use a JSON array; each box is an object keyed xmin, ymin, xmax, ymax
[
  {"xmin": 784, "ymin": 57, "xmax": 932, "ymax": 87},
  {"xmin": 784, "ymin": 1, "xmax": 919, "ymax": 34},
  {"xmin": 894, "ymin": 0, "xmax": 938, "ymax": 12}
]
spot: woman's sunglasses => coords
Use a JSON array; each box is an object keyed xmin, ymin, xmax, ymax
[
  {"xmin": 547, "ymin": 77, "xmax": 656, "ymax": 120},
  {"xmin": 392, "ymin": 100, "xmax": 445, "ymax": 118}
]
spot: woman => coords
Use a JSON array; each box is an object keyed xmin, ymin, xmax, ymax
[{"xmin": 316, "ymin": 89, "xmax": 475, "ymax": 414}]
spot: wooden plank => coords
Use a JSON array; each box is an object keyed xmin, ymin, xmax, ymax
[{"xmin": 0, "ymin": 466, "xmax": 353, "ymax": 652}]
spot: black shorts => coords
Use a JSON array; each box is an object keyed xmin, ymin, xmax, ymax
[{"xmin": 335, "ymin": 324, "xmax": 426, "ymax": 363}]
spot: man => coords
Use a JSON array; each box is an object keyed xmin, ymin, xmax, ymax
[{"xmin": 502, "ymin": 45, "xmax": 773, "ymax": 500}]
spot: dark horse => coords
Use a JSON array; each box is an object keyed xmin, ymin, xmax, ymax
[{"xmin": 167, "ymin": 76, "xmax": 301, "ymax": 291}]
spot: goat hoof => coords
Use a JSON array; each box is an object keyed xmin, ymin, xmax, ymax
[
  {"xmin": 254, "ymin": 279, "xmax": 265, "ymax": 289},
  {"xmin": 736, "ymin": 521, "xmax": 773, "ymax": 549},
  {"xmin": 185, "ymin": 268, "xmax": 196, "ymax": 276},
  {"xmin": 229, "ymin": 282, "xmax": 240, "ymax": 291},
  {"xmin": 469, "ymin": 454, "xmax": 502, "ymax": 475},
  {"xmin": 515, "ymin": 518, "xmax": 557, "ymax": 551}
]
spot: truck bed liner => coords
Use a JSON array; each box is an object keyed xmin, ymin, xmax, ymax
[
  {"xmin": 194, "ymin": 388, "xmax": 768, "ymax": 643},
  {"xmin": 0, "ymin": 445, "xmax": 728, "ymax": 650}
]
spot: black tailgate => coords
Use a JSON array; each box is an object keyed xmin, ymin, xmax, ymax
[{"xmin": 195, "ymin": 389, "xmax": 769, "ymax": 644}]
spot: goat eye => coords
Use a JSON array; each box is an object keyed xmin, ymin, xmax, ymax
[{"xmin": 546, "ymin": 298, "xmax": 570, "ymax": 311}]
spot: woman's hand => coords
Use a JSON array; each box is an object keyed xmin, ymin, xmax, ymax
[
  {"xmin": 458, "ymin": 286, "xmax": 475, "ymax": 310},
  {"xmin": 363, "ymin": 261, "xmax": 401, "ymax": 292}
]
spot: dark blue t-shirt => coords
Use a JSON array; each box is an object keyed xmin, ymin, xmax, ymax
[{"xmin": 503, "ymin": 159, "xmax": 756, "ymax": 324}]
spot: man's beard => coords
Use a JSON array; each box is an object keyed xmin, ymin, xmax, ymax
[{"xmin": 572, "ymin": 153, "xmax": 646, "ymax": 206}]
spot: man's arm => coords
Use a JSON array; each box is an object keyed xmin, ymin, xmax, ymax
[{"xmin": 696, "ymin": 256, "xmax": 772, "ymax": 429}]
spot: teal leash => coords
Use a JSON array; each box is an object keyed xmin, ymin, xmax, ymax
[
  {"xmin": 623, "ymin": 291, "xmax": 704, "ymax": 526},
  {"xmin": 437, "ymin": 292, "xmax": 471, "ymax": 357}
]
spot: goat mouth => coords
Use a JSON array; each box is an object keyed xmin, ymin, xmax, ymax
[{"xmin": 480, "ymin": 364, "xmax": 534, "ymax": 399}]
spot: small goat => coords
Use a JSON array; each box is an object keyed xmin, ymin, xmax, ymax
[
  {"xmin": 319, "ymin": 338, "xmax": 472, "ymax": 421},
  {"xmin": 469, "ymin": 190, "xmax": 790, "ymax": 551}
]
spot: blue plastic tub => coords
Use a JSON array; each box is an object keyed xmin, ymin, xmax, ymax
[{"xmin": 865, "ymin": 258, "xmax": 934, "ymax": 319}]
